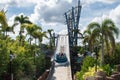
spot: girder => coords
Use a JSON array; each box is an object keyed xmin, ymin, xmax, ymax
[{"xmin": 64, "ymin": 0, "xmax": 82, "ymax": 47}]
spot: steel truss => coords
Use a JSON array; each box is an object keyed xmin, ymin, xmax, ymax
[{"xmin": 65, "ymin": 0, "xmax": 82, "ymax": 47}]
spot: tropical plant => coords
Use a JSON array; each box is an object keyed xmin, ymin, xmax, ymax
[
  {"xmin": 85, "ymin": 18, "xmax": 119, "ymax": 65},
  {"xmin": 0, "ymin": 10, "xmax": 8, "ymax": 38},
  {"xmin": 75, "ymin": 56, "xmax": 96, "ymax": 80},
  {"xmin": 72, "ymin": 29, "xmax": 84, "ymax": 46},
  {"xmin": 83, "ymin": 66, "xmax": 103, "ymax": 79},
  {"xmin": 83, "ymin": 29, "xmax": 93, "ymax": 52},
  {"xmin": 0, "ymin": 10, "xmax": 8, "ymax": 30},
  {"xmin": 4, "ymin": 23, "xmax": 18, "ymax": 37},
  {"xmin": 47, "ymin": 29, "xmax": 54, "ymax": 48},
  {"xmin": 35, "ymin": 31, "xmax": 47, "ymax": 46},
  {"xmin": 104, "ymin": 43, "xmax": 120, "ymax": 66},
  {"xmin": 22, "ymin": 23, "xmax": 42, "ymax": 45},
  {"xmin": 14, "ymin": 14, "xmax": 31, "ymax": 46},
  {"xmin": 0, "ymin": 12, "xmax": 52, "ymax": 80}
]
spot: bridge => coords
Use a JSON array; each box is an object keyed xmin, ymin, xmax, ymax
[{"xmin": 46, "ymin": 35, "xmax": 72, "ymax": 80}]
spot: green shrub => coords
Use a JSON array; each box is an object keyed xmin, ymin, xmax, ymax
[
  {"xmin": 22, "ymin": 58, "xmax": 35, "ymax": 76},
  {"xmin": 104, "ymin": 43, "xmax": 120, "ymax": 66},
  {"xmin": 83, "ymin": 66, "xmax": 103, "ymax": 79},
  {"xmin": 76, "ymin": 56, "xmax": 96, "ymax": 80},
  {"xmin": 36, "ymin": 54, "xmax": 46, "ymax": 78},
  {"xmin": 101, "ymin": 64, "xmax": 115, "ymax": 76},
  {"xmin": 81, "ymin": 56, "xmax": 96, "ymax": 72},
  {"xmin": 76, "ymin": 71, "xmax": 84, "ymax": 80}
]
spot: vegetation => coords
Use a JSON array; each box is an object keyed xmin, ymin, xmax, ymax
[
  {"xmin": 75, "ymin": 56, "xmax": 115, "ymax": 80},
  {"xmin": 0, "ymin": 10, "xmax": 53, "ymax": 79},
  {"xmin": 75, "ymin": 56, "xmax": 96, "ymax": 80},
  {"xmin": 76, "ymin": 18, "xmax": 119, "ymax": 80},
  {"xmin": 83, "ymin": 19, "xmax": 119, "ymax": 65}
]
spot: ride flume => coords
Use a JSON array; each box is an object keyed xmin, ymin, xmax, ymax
[{"xmin": 54, "ymin": 53, "xmax": 68, "ymax": 63}]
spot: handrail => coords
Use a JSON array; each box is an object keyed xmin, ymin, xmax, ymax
[
  {"xmin": 45, "ymin": 61, "xmax": 55, "ymax": 80},
  {"xmin": 46, "ymin": 36, "xmax": 59, "ymax": 80}
]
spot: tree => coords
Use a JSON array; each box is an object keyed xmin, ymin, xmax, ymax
[
  {"xmin": 14, "ymin": 14, "xmax": 31, "ymax": 46},
  {"xmin": 72, "ymin": 29, "xmax": 84, "ymax": 46},
  {"xmin": 86, "ymin": 18, "xmax": 119, "ymax": 65},
  {"xmin": 83, "ymin": 30, "xmax": 93, "ymax": 52},
  {"xmin": 47, "ymin": 29, "xmax": 54, "ymax": 48},
  {"xmin": 4, "ymin": 23, "xmax": 18, "ymax": 37},
  {"xmin": 37, "ymin": 31, "xmax": 47, "ymax": 46},
  {"xmin": 32, "ymin": 29, "xmax": 47, "ymax": 46},
  {"xmin": 0, "ymin": 10, "xmax": 8, "ymax": 38},
  {"xmin": 22, "ymin": 23, "xmax": 42, "ymax": 45}
]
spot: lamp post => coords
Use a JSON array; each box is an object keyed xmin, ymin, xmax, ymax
[{"xmin": 10, "ymin": 51, "xmax": 14, "ymax": 80}]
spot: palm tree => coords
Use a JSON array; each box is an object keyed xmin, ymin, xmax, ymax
[
  {"xmin": 14, "ymin": 14, "xmax": 31, "ymax": 46},
  {"xmin": 83, "ymin": 30, "xmax": 93, "ymax": 51},
  {"xmin": 72, "ymin": 29, "xmax": 84, "ymax": 46},
  {"xmin": 0, "ymin": 10, "xmax": 8, "ymax": 38},
  {"xmin": 47, "ymin": 29, "xmax": 54, "ymax": 47},
  {"xmin": 86, "ymin": 18, "xmax": 119, "ymax": 65},
  {"xmin": 37, "ymin": 31, "xmax": 47, "ymax": 46},
  {"xmin": 5, "ymin": 23, "xmax": 18, "ymax": 37},
  {"xmin": 32, "ymin": 28, "xmax": 47, "ymax": 46},
  {"xmin": 22, "ymin": 23, "xmax": 42, "ymax": 45}
]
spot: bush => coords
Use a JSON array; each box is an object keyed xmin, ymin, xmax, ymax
[
  {"xmin": 76, "ymin": 66, "xmax": 103, "ymax": 80},
  {"xmin": 36, "ymin": 54, "xmax": 46, "ymax": 78},
  {"xmin": 83, "ymin": 66, "xmax": 103, "ymax": 79},
  {"xmin": 101, "ymin": 64, "xmax": 115, "ymax": 76},
  {"xmin": 81, "ymin": 56, "xmax": 96, "ymax": 72},
  {"xmin": 76, "ymin": 71, "xmax": 84, "ymax": 80},
  {"xmin": 76, "ymin": 56, "xmax": 96, "ymax": 80},
  {"xmin": 104, "ymin": 43, "xmax": 120, "ymax": 66}
]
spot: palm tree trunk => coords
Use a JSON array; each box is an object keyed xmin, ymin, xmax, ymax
[
  {"xmin": 19, "ymin": 31, "xmax": 22, "ymax": 46},
  {"xmin": 101, "ymin": 34, "xmax": 104, "ymax": 66},
  {"xmin": 30, "ymin": 36, "xmax": 32, "ymax": 45}
]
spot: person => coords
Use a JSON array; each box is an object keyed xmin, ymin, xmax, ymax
[{"xmin": 61, "ymin": 53, "xmax": 63, "ymax": 56}]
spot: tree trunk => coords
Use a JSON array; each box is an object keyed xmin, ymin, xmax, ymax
[{"xmin": 101, "ymin": 34, "xmax": 104, "ymax": 66}]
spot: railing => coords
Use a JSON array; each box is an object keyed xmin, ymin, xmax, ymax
[
  {"xmin": 46, "ymin": 61, "xmax": 55, "ymax": 80},
  {"xmin": 46, "ymin": 35, "xmax": 59, "ymax": 80},
  {"xmin": 66, "ymin": 35, "xmax": 72, "ymax": 80}
]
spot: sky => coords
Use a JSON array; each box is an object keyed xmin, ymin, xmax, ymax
[{"xmin": 0, "ymin": 0, "xmax": 120, "ymax": 42}]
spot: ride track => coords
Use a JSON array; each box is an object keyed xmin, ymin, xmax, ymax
[{"xmin": 48, "ymin": 35, "xmax": 72, "ymax": 80}]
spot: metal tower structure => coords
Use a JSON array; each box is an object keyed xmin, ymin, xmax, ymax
[{"xmin": 64, "ymin": 0, "xmax": 82, "ymax": 47}]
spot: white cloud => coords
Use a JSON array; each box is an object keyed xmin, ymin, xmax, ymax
[
  {"xmin": 2, "ymin": 0, "xmax": 120, "ymax": 41},
  {"xmin": 92, "ymin": 14, "xmax": 108, "ymax": 23},
  {"xmin": 29, "ymin": 0, "xmax": 72, "ymax": 24},
  {"xmin": 109, "ymin": 5, "xmax": 120, "ymax": 26},
  {"xmin": 90, "ymin": 5, "xmax": 120, "ymax": 40},
  {"xmin": 109, "ymin": 5, "xmax": 120, "ymax": 39},
  {"xmin": 81, "ymin": 0, "xmax": 119, "ymax": 6},
  {"xmin": 29, "ymin": 0, "xmax": 71, "ymax": 33},
  {"xmin": 91, "ymin": 4, "xmax": 120, "ymax": 27},
  {"xmin": 0, "ymin": 0, "xmax": 58, "ymax": 8},
  {"xmin": 28, "ymin": 0, "xmax": 120, "ymax": 33},
  {"xmin": 99, "ymin": 0, "xmax": 119, "ymax": 4}
]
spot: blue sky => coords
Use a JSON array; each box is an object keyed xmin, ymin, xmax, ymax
[{"xmin": 0, "ymin": 0, "xmax": 120, "ymax": 42}]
